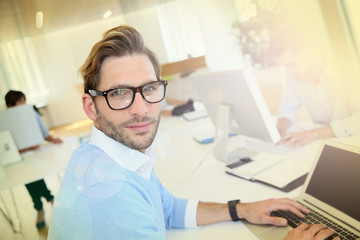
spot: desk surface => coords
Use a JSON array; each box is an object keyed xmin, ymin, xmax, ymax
[
  {"xmin": 0, "ymin": 137, "xmax": 78, "ymax": 191},
  {"xmin": 1, "ymin": 116, "xmax": 359, "ymax": 239},
  {"xmin": 152, "ymin": 116, "xmax": 360, "ymax": 239}
]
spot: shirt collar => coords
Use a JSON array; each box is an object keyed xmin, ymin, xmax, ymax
[{"xmin": 89, "ymin": 125, "xmax": 155, "ymax": 180}]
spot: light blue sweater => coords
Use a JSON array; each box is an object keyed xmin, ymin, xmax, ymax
[{"xmin": 48, "ymin": 142, "xmax": 188, "ymax": 239}]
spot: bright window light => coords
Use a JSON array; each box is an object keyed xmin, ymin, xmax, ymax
[
  {"xmin": 36, "ymin": 11, "xmax": 43, "ymax": 28},
  {"xmin": 103, "ymin": 10, "xmax": 112, "ymax": 19}
]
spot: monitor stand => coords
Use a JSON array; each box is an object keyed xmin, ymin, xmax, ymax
[{"xmin": 213, "ymin": 104, "xmax": 258, "ymax": 163}]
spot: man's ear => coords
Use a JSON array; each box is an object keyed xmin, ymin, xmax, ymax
[{"xmin": 82, "ymin": 93, "xmax": 97, "ymax": 121}]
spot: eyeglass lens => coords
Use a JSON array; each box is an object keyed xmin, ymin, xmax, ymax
[{"xmin": 107, "ymin": 81, "xmax": 165, "ymax": 109}]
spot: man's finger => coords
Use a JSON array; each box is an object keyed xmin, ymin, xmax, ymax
[
  {"xmin": 296, "ymin": 222, "xmax": 311, "ymax": 231},
  {"xmin": 263, "ymin": 215, "xmax": 288, "ymax": 226},
  {"xmin": 271, "ymin": 198, "xmax": 310, "ymax": 218},
  {"xmin": 307, "ymin": 224, "xmax": 327, "ymax": 236},
  {"xmin": 314, "ymin": 228, "xmax": 335, "ymax": 240}
]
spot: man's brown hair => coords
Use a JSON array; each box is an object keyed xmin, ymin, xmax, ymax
[{"xmin": 80, "ymin": 25, "xmax": 160, "ymax": 94}]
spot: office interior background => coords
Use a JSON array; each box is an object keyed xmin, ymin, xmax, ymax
[
  {"xmin": 1, "ymin": 0, "xmax": 360, "ymax": 239},
  {"xmin": 1, "ymin": 0, "xmax": 360, "ymax": 130}
]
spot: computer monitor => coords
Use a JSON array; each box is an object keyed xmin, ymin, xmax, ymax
[
  {"xmin": 190, "ymin": 69, "xmax": 281, "ymax": 161},
  {"xmin": 0, "ymin": 104, "xmax": 44, "ymax": 151}
]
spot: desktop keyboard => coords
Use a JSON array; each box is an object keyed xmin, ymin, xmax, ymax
[
  {"xmin": 246, "ymin": 140, "xmax": 294, "ymax": 154},
  {"xmin": 271, "ymin": 206, "xmax": 360, "ymax": 240}
]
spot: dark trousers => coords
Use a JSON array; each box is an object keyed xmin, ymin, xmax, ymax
[{"xmin": 25, "ymin": 179, "xmax": 54, "ymax": 211}]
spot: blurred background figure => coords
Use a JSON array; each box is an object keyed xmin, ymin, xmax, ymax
[
  {"xmin": 267, "ymin": 23, "xmax": 360, "ymax": 148},
  {"xmin": 5, "ymin": 90, "xmax": 62, "ymax": 229},
  {"xmin": 161, "ymin": 97, "xmax": 195, "ymax": 117}
]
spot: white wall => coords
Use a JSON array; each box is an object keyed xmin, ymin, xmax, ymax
[
  {"xmin": 285, "ymin": 0, "xmax": 333, "ymax": 56},
  {"xmin": 343, "ymin": 0, "xmax": 360, "ymax": 62},
  {"xmin": 32, "ymin": 16, "xmax": 127, "ymax": 127},
  {"xmin": 124, "ymin": 7, "xmax": 168, "ymax": 64},
  {"xmin": 196, "ymin": 0, "xmax": 245, "ymax": 71}
]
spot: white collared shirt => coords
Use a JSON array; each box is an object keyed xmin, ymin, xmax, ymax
[
  {"xmin": 278, "ymin": 74, "xmax": 360, "ymax": 137},
  {"xmin": 88, "ymin": 125, "xmax": 199, "ymax": 228},
  {"xmin": 89, "ymin": 125, "xmax": 155, "ymax": 180}
]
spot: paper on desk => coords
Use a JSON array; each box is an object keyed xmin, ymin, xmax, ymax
[
  {"xmin": 227, "ymin": 153, "xmax": 285, "ymax": 180},
  {"xmin": 254, "ymin": 159, "xmax": 308, "ymax": 188},
  {"xmin": 227, "ymin": 152, "xmax": 309, "ymax": 188}
]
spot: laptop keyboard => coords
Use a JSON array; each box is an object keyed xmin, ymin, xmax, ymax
[{"xmin": 271, "ymin": 206, "xmax": 360, "ymax": 240}]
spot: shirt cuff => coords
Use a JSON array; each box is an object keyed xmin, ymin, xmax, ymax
[
  {"xmin": 184, "ymin": 199, "xmax": 199, "ymax": 228},
  {"xmin": 330, "ymin": 119, "xmax": 347, "ymax": 137}
]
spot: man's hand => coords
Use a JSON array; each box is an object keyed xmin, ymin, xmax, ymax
[
  {"xmin": 19, "ymin": 145, "xmax": 41, "ymax": 153},
  {"xmin": 277, "ymin": 130, "xmax": 317, "ymax": 148},
  {"xmin": 51, "ymin": 137, "xmax": 63, "ymax": 144},
  {"xmin": 237, "ymin": 198, "xmax": 310, "ymax": 226},
  {"xmin": 284, "ymin": 223, "xmax": 338, "ymax": 240},
  {"xmin": 277, "ymin": 117, "xmax": 292, "ymax": 137},
  {"xmin": 46, "ymin": 136, "xmax": 63, "ymax": 144},
  {"xmin": 277, "ymin": 125, "xmax": 335, "ymax": 148}
]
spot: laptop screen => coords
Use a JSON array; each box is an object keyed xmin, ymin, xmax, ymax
[{"xmin": 305, "ymin": 145, "xmax": 360, "ymax": 222}]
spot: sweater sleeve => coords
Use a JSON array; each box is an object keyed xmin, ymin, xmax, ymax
[
  {"xmin": 153, "ymin": 175, "xmax": 190, "ymax": 229},
  {"xmin": 329, "ymin": 78, "xmax": 360, "ymax": 137}
]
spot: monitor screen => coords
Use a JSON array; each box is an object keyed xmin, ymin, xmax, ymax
[
  {"xmin": 0, "ymin": 104, "xmax": 44, "ymax": 150},
  {"xmin": 191, "ymin": 69, "xmax": 281, "ymax": 143}
]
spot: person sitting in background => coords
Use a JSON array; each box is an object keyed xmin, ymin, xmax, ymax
[
  {"xmin": 5, "ymin": 90, "xmax": 62, "ymax": 229},
  {"xmin": 267, "ymin": 23, "xmax": 360, "ymax": 148}
]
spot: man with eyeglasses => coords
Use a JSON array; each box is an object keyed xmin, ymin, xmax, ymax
[{"xmin": 48, "ymin": 25, "xmax": 337, "ymax": 240}]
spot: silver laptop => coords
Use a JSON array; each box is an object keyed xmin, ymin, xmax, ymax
[
  {"xmin": 245, "ymin": 140, "xmax": 360, "ymax": 240},
  {"xmin": 0, "ymin": 130, "xmax": 22, "ymax": 166}
]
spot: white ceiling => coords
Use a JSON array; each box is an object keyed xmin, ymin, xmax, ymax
[{"xmin": 0, "ymin": 0, "xmax": 167, "ymax": 42}]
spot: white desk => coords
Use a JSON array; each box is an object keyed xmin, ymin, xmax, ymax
[
  {"xmin": 152, "ymin": 116, "xmax": 360, "ymax": 239},
  {"xmin": 0, "ymin": 137, "xmax": 78, "ymax": 232},
  {"xmin": 2, "ymin": 116, "xmax": 358, "ymax": 237}
]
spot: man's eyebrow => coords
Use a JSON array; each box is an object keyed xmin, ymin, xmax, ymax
[{"xmin": 109, "ymin": 80, "xmax": 158, "ymax": 89}]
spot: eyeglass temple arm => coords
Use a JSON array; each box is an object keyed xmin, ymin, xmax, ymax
[{"xmin": 88, "ymin": 89, "xmax": 103, "ymax": 96}]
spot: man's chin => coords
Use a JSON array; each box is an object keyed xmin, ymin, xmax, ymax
[
  {"xmin": 127, "ymin": 140, "xmax": 153, "ymax": 152},
  {"xmin": 125, "ymin": 133, "xmax": 154, "ymax": 148}
]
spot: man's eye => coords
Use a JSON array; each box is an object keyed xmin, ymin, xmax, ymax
[
  {"xmin": 143, "ymin": 84, "xmax": 158, "ymax": 93},
  {"xmin": 110, "ymin": 89, "xmax": 129, "ymax": 97}
]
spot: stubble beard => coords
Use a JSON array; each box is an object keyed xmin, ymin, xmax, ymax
[{"xmin": 96, "ymin": 109, "xmax": 161, "ymax": 151}]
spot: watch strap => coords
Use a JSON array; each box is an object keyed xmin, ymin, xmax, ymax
[{"xmin": 227, "ymin": 199, "xmax": 241, "ymax": 221}]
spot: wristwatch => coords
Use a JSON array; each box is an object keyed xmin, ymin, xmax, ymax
[{"xmin": 227, "ymin": 199, "xmax": 241, "ymax": 221}]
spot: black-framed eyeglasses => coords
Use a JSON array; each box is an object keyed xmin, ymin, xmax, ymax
[{"xmin": 88, "ymin": 80, "xmax": 168, "ymax": 110}]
